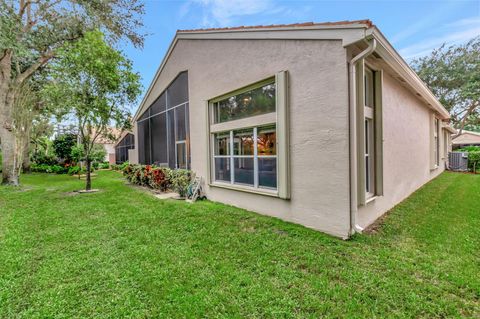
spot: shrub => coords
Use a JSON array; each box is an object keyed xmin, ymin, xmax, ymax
[
  {"xmin": 99, "ymin": 162, "xmax": 110, "ymax": 169},
  {"xmin": 32, "ymin": 153, "xmax": 57, "ymax": 166},
  {"xmin": 31, "ymin": 163, "xmax": 68, "ymax": 174},
  {"xmin": 457, "ymin": 146, "xmax": 480, "ymax": 152},
  {"xmin": 121, "ymin": 164, "xmax": 192, "ymax": 196},
  {"xmin": 468, "ymin": 151, "xmax": 480, "ymax": 172},
  {"xmin": 169, "ymin": 169, "xmax": 192, "ymax": 197},
  {"xmin": 53, "ymin": 134, "xmax": 77, "ymax": 163},
  {"xmin": 68, "ymin": 165, "xmax": 81, "ymax": 175},
  {"xmin": 150, "ymin": 167, "xmax": 170, "ymax": 191}
]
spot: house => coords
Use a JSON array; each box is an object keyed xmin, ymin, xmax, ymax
[
  {"xmin": 92, "ymin": 127, "xmax": 122, "ymax": 164},
  {"xmin": 114, "ymin": 131, "xmax": 135, "ymax": 164},
  {"xmin": 452, "ymin": 130, "xmax": 480, "ymax": 149},
  {"xmin": 130, "ymin": 20, "xmax": 454, "ymax": 238}
]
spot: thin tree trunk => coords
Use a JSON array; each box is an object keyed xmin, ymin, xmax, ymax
[
  {"xmin": 22, "ymin": 138, "xmax": 30, "ymax": 172},
  {"xmin": 85, "ymin": 158, "xmax": 91, "ymax": 191}
]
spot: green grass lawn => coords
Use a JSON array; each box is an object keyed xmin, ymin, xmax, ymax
[{"xmin": 0, "ymin": 171, "xmax": 478, "ymax": 318}]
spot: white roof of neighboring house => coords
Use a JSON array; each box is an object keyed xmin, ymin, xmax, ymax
[
  {"xmin": 133, "ymin": 19, "xmax": 450, "ymax": 122},
  {"xmin": 452, "ymin": 130, "xmax": 480, "ymax": 145}
]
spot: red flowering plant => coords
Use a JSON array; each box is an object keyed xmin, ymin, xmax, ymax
[
  {"xmin": 141, "ymin": 165, "xmax": 153, "ymax": 185},
  {"xmin": 150, "ymin": 168, "xmax": 169, "ymax": 191}
]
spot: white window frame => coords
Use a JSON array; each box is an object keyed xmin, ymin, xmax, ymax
[
  {"xmin": 207, "ymin": 72, "xmax": 290, "ymax": 198},
  {"xmin": 434, "ymin": 118, "xmax": 440, "ymax": 167},
  {"xmin": 364, "ymin": 67, "xmax": 376, "ymax": 199},
  {"xmin": 357, "ymin": 60, "xmax": 383, "ymax": 206}
]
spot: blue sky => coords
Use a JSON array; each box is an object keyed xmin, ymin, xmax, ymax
[{"xmin": 122, "ymin": 0, "xmax": 480, "ymax": 100}]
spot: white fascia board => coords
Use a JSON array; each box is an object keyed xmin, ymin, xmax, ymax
[
  {"xmin": 132, "ymin": 26, "xmax": 368, "ymax": 122},
  {"xmin": 367, "ymin": 27, "xmax": 450, "ymax": 120},
  {"xmin": 442, "ymin": 125, "xmax": 457, "ymax": 134}
]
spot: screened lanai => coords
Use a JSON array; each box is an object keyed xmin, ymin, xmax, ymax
[
  {"xmin": 137, "ymin": 71, "xmax": 190, "ymax": 169},
  {"xmin": 115, "ymin": 133, "xmax": 135, "ymax": 164}
]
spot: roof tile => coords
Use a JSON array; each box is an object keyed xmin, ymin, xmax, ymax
[{"xmin": 178, "ymin": 19, "xmax": 373, "ymax": 33}]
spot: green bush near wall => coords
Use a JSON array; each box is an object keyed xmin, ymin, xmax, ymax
[{"xmin": 468, "ymin": 152, "xmax": 480, "ymax": 172}]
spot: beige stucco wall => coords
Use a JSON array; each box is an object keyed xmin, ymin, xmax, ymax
[
  {"xmin": 356, "ymin": 71, "xmax": 447, "ymax": 228},
  {"xmin": 134, "ymin": 39, "xmax": 352, "ymax": 238}
]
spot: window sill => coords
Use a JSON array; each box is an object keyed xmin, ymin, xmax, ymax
[
  {"xmin": 210, "ymin": 181, "xmax": 279, "ymax": 198},
  {"xmin": 365, "ymin": 195, "xmax": 379, "ymax": 205}
]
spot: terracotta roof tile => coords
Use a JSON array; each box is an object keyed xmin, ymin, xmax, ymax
[{"xmin": 178, "ymin": 19, "xmax": 373, "ymax": 33}]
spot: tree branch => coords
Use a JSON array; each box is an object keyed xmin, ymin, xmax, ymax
[
  {"xmin": 455, "ymin": 101, "xmax": 479, "ymax": 137},
  {"xmin": 15, "ymin": 50, "xmax": 55, "ymax": 85}
]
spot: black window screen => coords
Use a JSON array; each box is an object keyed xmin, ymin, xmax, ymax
[
  {"xmin": 138, "ymin": 120, "xmax": 151, "ymax": 164},
  {"xmin": 167, "ymin": 72, "xmax": 188, "ymax": 108},
  {"xmin": 136, "ymin": 71, "xmax": 190, "ymax": 168},
  {"xmin": 151, "ymin": 112, "xmax": 168, "ymax": 165},
  {"xmin": 175, "ymin": 104, "xmax": 186, "ymax": 141},
  {"xmin": 115, "ymin": 133, "xmax": 135, "ymax": 164},
  {"xmin": 151, "ymin": 92, "xmax": 166, "ymax": 115},
  {"xmin": 167, "ymin": 109, "xmax": 176, "ymax": 168}
]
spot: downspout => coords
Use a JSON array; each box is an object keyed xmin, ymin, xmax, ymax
[{"xmin": 349, "ymin": 38, "xmax": 377, "ymax": 236}]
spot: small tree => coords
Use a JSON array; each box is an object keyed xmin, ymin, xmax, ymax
[
  {"xmin": 52, "ymin": 133, "xmax": 76, "ymax": 163},
  {"xmin": 45, "ymin": 31, "xmax": 140, "ymax": 191},
  {"xmin": 0, "ymin": 0, "xmax": 145, "ymax": 185},
  {"xmin": 412, "ymin": 37, "xmax": 480, "ymax": 135}
]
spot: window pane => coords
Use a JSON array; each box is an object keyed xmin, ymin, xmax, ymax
[
  {"xmin": 215, "ymin": 158, "xmax": 231, "ymax": 182},
  {"xmin": 234, "ymin": 158, "xmax": 254, "ymax": 186},
  {"xmin": 151, "ymin": 113, "xmax": 168, "ymax": 165},
  {"xmin": 257, "ymin": 125, "xmax": 276, "ymax": 155},
  {"xmin": 176, "ymin": 142, "xmax": 187, "ymax": 169},
  {"xmin": 365, "ymin": 119, "xmax": 369, "ymax": 154},
  {"xmin": 259, "ymin": 158, "xmax": 277, "ymax": 188},
  {"xmin": 365, "ymin": 69, "xmax": 374, "ymax": 108},
  {"xmin": 214, "ymin": 132, "xmax": 230, "ymax": 155},
  {"xmin": 167, "ymin": 72, "xmax": 188, "ymax": 108},
  {"xmin": 214, "ymin": 83, "xmax": 276, "ymax": 123},
  {"xmin": 365, "ymin": 156, "xmax": 370, "ymax": 193},
  {"xmin": 233, "ymin": 129, "xmax": 254, "ymax": 155}
]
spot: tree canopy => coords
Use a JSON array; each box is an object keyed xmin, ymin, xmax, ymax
[
  {"xmin": 412, "ymin": 37, "xmax": 480, "ymax": 134},
  {"xmin": 44, "ymin": 30, "xmax": 141, "ymax": 190}
]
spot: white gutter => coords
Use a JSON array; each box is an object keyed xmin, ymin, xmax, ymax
[{"xmin": 349, "ymin": 38, "xmax": 376, "ymax": 236}]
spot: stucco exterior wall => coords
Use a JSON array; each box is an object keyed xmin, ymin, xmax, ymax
[
  {"xmin": 356, "ymin": 71, "xmax": 447, "ymax": 228},
  {"xmin": 134, "ymin": 39, "xmax": 352, "ymax": 238}
]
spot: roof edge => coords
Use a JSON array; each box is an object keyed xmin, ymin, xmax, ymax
[
  {"xmin": 177, "ymin": 20, "xmax": 373, "ymax": 33},
  {"xmin": 367, "ymin": 27, "xmax": 450, "ymax": 119}
]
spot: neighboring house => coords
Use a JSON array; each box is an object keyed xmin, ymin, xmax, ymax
[
  {"xmin": 452, "ymin": 130, "xmax": 480, "ymax": 149},
  {"xmin": 114, "ymin": 131, "xmax": 135, "ymax": 164},
  {"xmin": 130, "ymin": 20, "xmax": 454, "ymax": 238},
  {"xmin": 93, "ymin": 127, "xmax": 122, "ymax": 164}
]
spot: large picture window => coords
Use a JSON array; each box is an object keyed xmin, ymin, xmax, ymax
[
  {"xmin": 208, "ymin": 72, "xmax": 289, "ymax": 198},
  {"xmin": 136, "ymin": 71, "xmax": 190, "ymax": 169}
]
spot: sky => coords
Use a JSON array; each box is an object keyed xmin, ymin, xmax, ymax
[{"xmin": 121, "ymin": 0, "xmax": 480, "ymax": 101}]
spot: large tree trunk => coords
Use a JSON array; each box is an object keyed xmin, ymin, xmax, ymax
[
  {"xmin": 85, "ymin": 158, "xmax": 92, "ymax": 191},
  {"xmin": 0, "ymin": 91, "xmax": 19, "ymax": 185},
  {"xmin": 1, "ymin": 51, "xmax": 19, "ymax": 185}
]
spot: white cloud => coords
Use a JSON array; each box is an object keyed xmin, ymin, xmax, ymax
[
  {"xmin": 399, "ymin": 16, "xmax": 480, "ymax": 60},
  {"xmin": 191, "ymin": 0, "xmax": 274, "ymax": 27}
]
